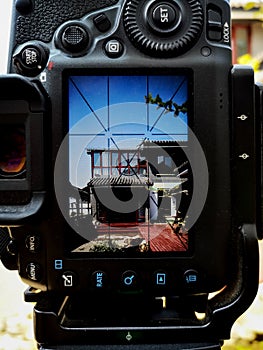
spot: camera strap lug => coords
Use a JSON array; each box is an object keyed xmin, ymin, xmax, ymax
[{"xmin": 24, "ymin": 286, "xmax": 48, "ymax": 303}]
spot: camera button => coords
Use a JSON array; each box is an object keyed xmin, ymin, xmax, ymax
[
  {"xmin": 183, "ymin": 270, "xmax": 199, "ymax": 287},
  {"xmin": 91, "ymin": 270, "xmax": 108, "ymax": 289},
  {"xmin": 151, "ymin": 3, "xmax": 177, "ymax": 30},
  {"xmin": 121, "ymin": 270, "xmax": 138, "ymax": 289},
  {"xmin": 154, "ymin": 271, "xmax": 168, "ymax": 287},
  {"xmin": 61, "ymin": 271, "xmax": 78, "ymax": 288},
  {"xmin": 21, "ymin": 47, "xmax": 41, "ymax": 69},
  {"xmin": 26, "ymin": 262, "xmax": 42, "ymax": 282},
  {"xmin": 15, "ymin": 0, "xmax": 33, "ymax": 15},
  {"xmin": 104, "ymin": 39, "xmax": 124, "ymax": 58},
  {"xmin": 13, "ymin": 44, "xmax": 49, "ymax": 77},
  {"xmin": 61, "ymin": 25, "xmax": 89, "ymax": 53},
  {"xmin": 207, "ymin": 8, "xmax": 223, "ymax": 41},
  {"xmin": 93, "ymin": 13, "xmax": 111, "ymax": 33},
  {"xmin": 25, "ymin": 235, "xmax": 41, "ymax": 253},
  {"xmin": 146, "ymin": 1, "xmax": 182, "ymax": 35}
]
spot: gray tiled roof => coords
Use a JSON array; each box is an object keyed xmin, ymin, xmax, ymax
[{"xmin": 88, "ymin": 175, "xmax": 151, "ymax": 187}]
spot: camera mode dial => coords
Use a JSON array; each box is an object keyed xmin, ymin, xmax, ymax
[{"xmin": 123, "ymin": 0, "xmax": 203, "ymax": 57}]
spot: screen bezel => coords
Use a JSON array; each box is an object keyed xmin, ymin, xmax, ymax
[{"xmin": 62, "ymin": 68, "xmax": 194, "ymax": 258}]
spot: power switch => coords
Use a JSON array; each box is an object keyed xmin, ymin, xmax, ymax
[{"xmin": 207, "ymin": 8, "xmax": 222, "ymax": 41}]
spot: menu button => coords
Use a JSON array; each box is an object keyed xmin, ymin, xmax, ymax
[{"xmin": 26, "ymin": 262, "xmax": 42, "ymax": 282}]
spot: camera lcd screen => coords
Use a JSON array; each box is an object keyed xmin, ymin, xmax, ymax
[{"xmin": 65, "ymin": 72, "xmax": 192, "ymax": 255}]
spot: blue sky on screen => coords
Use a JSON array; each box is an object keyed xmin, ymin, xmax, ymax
[{"xmin": 68, "ymin": 75, "xmax": 189, "ymax": 187}]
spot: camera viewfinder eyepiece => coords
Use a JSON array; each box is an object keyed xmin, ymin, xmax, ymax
[
  {"xmin": 0, "ymin": 125, "xmax": 26, "ymax": 178},
  {"xmin": 0, "ymin": 75, "xmax": 46, "ymax": 221}
]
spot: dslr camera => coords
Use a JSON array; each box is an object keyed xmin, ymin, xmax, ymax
[{"xmin": 0, "ymin": 0, "xmax": 262, "ymax": 349}]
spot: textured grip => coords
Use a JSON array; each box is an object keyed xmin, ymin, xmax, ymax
[
  {"xmin": 15, "ymin": 0, "xmax": 119, "ymax": 44},
  {"xmin": 0, "ymin": 228, "xmax": 10, "ymax": 258}
]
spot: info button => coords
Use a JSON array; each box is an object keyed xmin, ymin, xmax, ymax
[{"xmin": 25, "ymin": 235, "xmax": 41, "ymax": 253}]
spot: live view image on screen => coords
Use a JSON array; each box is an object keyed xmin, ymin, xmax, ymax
[{"xmin": 66, "ymin": 73, "xmax": 192, "ymax": 255}]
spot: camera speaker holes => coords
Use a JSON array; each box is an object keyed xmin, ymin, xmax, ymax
[{"xmin": 219, "ymin": 92, "xmax": 223, "ymax": 110}]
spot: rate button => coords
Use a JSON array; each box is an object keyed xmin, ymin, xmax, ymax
[{"xmin": 91, "ymin": 270, "xmax": 108, "ymax": 289}]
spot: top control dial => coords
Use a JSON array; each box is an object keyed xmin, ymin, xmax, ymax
[{"xmin": 123, "ymin": 0, "xmax": 203, "ymax": 57}]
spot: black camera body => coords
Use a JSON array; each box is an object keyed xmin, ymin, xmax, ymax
[{"xmin": 0, "ymin": 0, "xmax": 262, "ymax": 347}]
